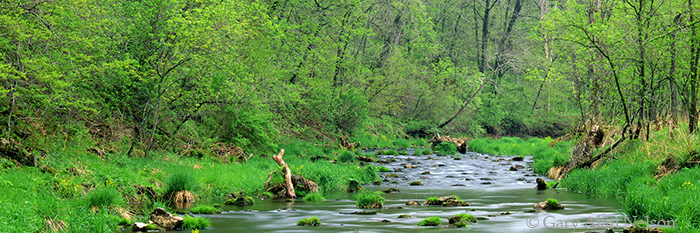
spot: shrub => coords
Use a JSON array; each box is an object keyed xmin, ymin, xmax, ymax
[
  {"xmin": 434, "ymin": 142, "xmax": 457, "ymax": 155},
  {"xmin": 87, "ymin": 186, "xmax": 121, "ymax": 207},
  {"xmin": 418, "ymin": 217, "xmax": 442, "ymax": 226},
  {"xmin": 297, "ymin": 216, "xmax": 321, "ymax": 226},
  {"xmin": 354, "ymin": 190, "xmax": 384, "ymax": 208},
  {"xmin": 181, "ymin": 215, "xmax": 212, "ymax": 230},
  {"xmin": 190, "ymin": 205, "xmax": 217, "ymax": 214},
  {"xmin": 303, "ymin": 192, "xmax": 325, "ymax": 202}
]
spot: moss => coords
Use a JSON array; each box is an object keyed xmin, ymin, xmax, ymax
[
  {"xmin": 297, "ymin": 217, "xmax": 321, "ymax": 226},
  {"xmin": 409, "ymin": 180, "xmax": 423, "ymax": 186},
  {"xmin": 418, "ymin": 217, "xmax": 442, "ymax": 226}
]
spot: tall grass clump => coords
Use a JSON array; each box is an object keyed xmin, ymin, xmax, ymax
[
  {"xmin": 87, "ymin": 186, "xmax": 121, "ymax": 208},
  {"xmin": 338, "ymin": 150, "xmax": 355, "ymax": 163},
  {"xmin": 434, "ymin": 142, "xmax": 457, "ymax": 155},
  {"xmin": 303, "ymin": 192, "xmax": 325, "ymax": 202},
  {"xmin": 354, "ymin": 190, "xmax": 384, "ymax": 208},
  {"xmin": 181, "ymin": 215, "xmax": 211, "ymax": 230},
  {"xmin": 190, "ymin": 205, "xmax": 217, "ymax": 214},
  {"xmin": 165, "ymin": 171, "xmax": 197, "ymax": 196}
]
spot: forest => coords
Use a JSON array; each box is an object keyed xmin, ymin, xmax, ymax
[{"xmin": 2, "ymin": 0, "xmax": 700, "ymax": 232}]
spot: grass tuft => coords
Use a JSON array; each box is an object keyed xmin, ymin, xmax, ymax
[
  {"xmin": 418, "ymin": 216, "xmax": 442, "ymax": 226},
  {"xmin": 354, "ymin": 190, "xmax": 384, "ymax": 208},
  {"xmin": 181, "ymin": 215, "xmax": 211, "ymax": 230},
  {"xmin": 297, "ymin": 216, "xmax": 321, "ymax": 226},
  {"xmin": 190, "ymin": 205, "xmax": 217, "ymax": 214},
  {"xmin": 303, "ymin": 192, "xmax": 325, "ymax": 202}
]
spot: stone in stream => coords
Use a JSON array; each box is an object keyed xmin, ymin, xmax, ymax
[
  {"xmin": 380, "ymin": 219, "xmax": 392, "ymax": 222},
  {"xmin": 516, "ymin": 177, "xmax": 527, "ymax": 181},
  {"xmin": 398, "ymin": 214, "xmax": 412, "ymax": 218},
  {"xmin": 406, "ymin": 200, "xmax": 421, "ymax": 206},
  {"xmin": 481, "ymin": 182, "xmax": 493, "ymax": 185},
  {"xmin": 509, "ymin": 166, "xmax": 518, "ymax": 171},
  {"xmin": 394, "ymin": 168, "xmax": 404, "ymax": 172},
  {"xmin": 445, "ymin": 175, "xmax": 457, "ymax": 178},
  {"xmin": 382, "ymin": 187, "xmax": 400, "ymax": 193},
  {"xmin": 464, "ymin": 178, "xmax": 474, "ymax": 181},
  {"xmin": 404, "ymin": 164, "xmax": 417, "ymax": 168},
  {"xmin": 480, "ymin": 177, "xmax": 493, "ymax": 180},
  {"xmin": 451, "ymin": 184, "xmax": 466, "ymax": 186},
  {"xmin": 536, "ymin": 178, "xmax": 547, "ymax": 190},
  {"xmin": 534, "ymin": 200, "xmax": 564, "ymax": 210},
  {"xmin": 424, "ymin": 196, "xmax": 469, "ymax": 207},
  {"xmin": 385, "ymin": 173, "xmax": 399, "ymax": 178},
  {"xmin": 409, "ymin": 181, "xmax": 423, "ymax": 186},
  {"xmin": 358, "ymin": 156, "xmax": 374, "ymax": 162},
  {"xmin": 515, "ymin": 164, "xmax": 525, "ymax": 169},
  {"xmin": 149, "ymin": 208, "xmax": 183, "ymax": 230},
  {"xmin": 511, "ymin": 156, "xmax": 524, "ymax": 161},
  {"xmin": 420, "ymin": 171, "xmax": 431, "ymax": 175}
]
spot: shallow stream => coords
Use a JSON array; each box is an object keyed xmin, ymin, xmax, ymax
[{"xmin": 192, "ymin": 151, "xmax": 627, "ymax": 232}]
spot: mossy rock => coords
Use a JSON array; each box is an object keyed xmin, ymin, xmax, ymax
[
  {"xmin": 398, "ymin": 214, "xmax": 412, "ymax": 218},
  {"xmin": 409, "ymin": 181, "xmax": 423, "ymax": 186},
  {"xmin": 297, "ymin": 217, "xmax": 321, "ymax": 226},
  {"xmin": 224, "ymin": 197, "xmax": 255, "ymax": 206}
]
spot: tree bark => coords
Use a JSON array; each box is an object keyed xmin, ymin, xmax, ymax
[{"xmin": 272, "ymin": 149, "xmax": 296, "ymax": 198}]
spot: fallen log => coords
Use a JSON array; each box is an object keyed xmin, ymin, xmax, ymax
[{"xmin": 272, "ymin": 149, "xmax": 296, "ymax": 198}]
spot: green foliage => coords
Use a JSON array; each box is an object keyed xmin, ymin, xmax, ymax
[
  {"xmin": 469, "ymin": 137, "xmax": 571, "ymax": 174},
  {"xmin": 562, "ymin": 160, "xmax": 655, "ymax": 197},
  {"xmin": 354, "ymin": 190, "xmax": 385, "ymax": 208},
  {"xmin": 303, "ymin": 192, "xmax": 325, "ymax": 202},
  {"xmin": 434, "ymin": 142, "xmax": 457, "ymax": 155},
  {"xmin": 418, "ymin": 217, "xmax": 442, "ymax": 226},
  {"xmin": 87, "ymin": 186, "xmax": 121, "ymax": 208},
  {"xmin": 378, "ymin": 166, "xmax": 392, "ymax": 172},
  {"xmin": 545, "ymin": 198, "xmax": 559, "ymax": 208},
  {"xmin": 426, "ymin": 196, "xmax": 439, "ymax": 204},
  {"xmin": 297, "ymin": 217, "xmax": 321, "ymax": 226},
  {"xmin": 452, "ymin": 213, "xmax": 477, "ymax": 223},
  {"xmin": 338, "ymin": 150, "xmax": 355, "ymax": 163},
  {"xmin": 165, "ymin": 171, "xmax": 198, "ymax": 196},
  {"xmin": 190, "ymin": 205, "xmax": 217, "ymax": 214},
  {"xmin": 181, "ymin": 215, "xmax": 212, "ymax": 230}
]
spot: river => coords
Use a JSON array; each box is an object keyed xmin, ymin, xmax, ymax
[{"xmin": 190, "ymin": 150, "xmax": 625, "ymax": 232}]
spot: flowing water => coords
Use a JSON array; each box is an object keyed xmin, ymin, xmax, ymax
[{"xmin": 192, "ymin": 151, "xmax": 628, "ymax": 232}]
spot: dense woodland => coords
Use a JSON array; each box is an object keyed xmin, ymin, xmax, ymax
[{"xmin": 2, "ymin": 0, "xmax": 700, "ymax": 154}]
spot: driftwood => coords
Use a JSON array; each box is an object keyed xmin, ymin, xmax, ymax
[
  {"xmin": 429, "ymin": 134, "xmax": 471, "ymax": 153},
  {"xmin": 272, "ymin": 149, "xmax": 296, "ymax": 198}
]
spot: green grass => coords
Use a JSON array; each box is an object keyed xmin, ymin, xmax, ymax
[
  {"xmin": 303, "ymin": 192, "xmax": 325, "ymax": 202},
  {"xmin": 468, "ymin": 137, "xmax": 571, "ymax": 174},
  {"xmin": 338, "ymin": 150, "xmax": 355, "ymax": 163},
  {"xmin": 165, "ymin": 171, "xmax": 198, "ymax": 197},
  {"xmin": 418, "ymin": 216, "xmax": 442, "ymax": 226},
  {"xmin": 378, "ymin": 166, "xmax": 392, "ymax": 172},
  {"xmin": 426, "ymin": 196, "xmax": 439, "ymax": 204},
  {"xmin": 181, "ymin": 215, "xmax": 211, "ymax": 230},
  {"xmin": 87, "ymin": 186, "xmax": 121, "ymax": 208},
  {"xmin": 354, "ymin": 190, "xmax": 384, "ymax": 208},
  {"xmin": 297, "ymin": 216, "xmax": 321, "ymax": 226},
  {"xmin": 434, "ymin": 142, "xmax": 457, "ymax": 155},
  {"xmin": 190, "ymin": 205, "xmax": 217, "ymax": 214}
]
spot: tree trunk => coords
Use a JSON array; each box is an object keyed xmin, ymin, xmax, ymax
[{"xmin": 272, "ymin": 149, "xmax": 296, "ymax": 199}]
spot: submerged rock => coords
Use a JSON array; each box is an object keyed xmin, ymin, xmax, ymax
[
  {"xmin": 424, "ymin": 196, "xmax": 469, "ymax": 207},
  {"xmin": 421, "ymin": 171, "xmax": 431, "ymax": 175},
  {"xmin": 406, "ymin": 200, "xmax": 421, "ymax": 206},
  {"xmin": 534, "ymin": 200, "xmax": 564, "ymax": 210},
  {"xmin": 382, "ymin": 188, "xmax": 400, "ymax": 193},
  {"xmin": 509, "ymin": 166, "xmax": 518, "ymax": 171},
  {"xmin": 398, "ymin": 214, "xmax": 412, "ymax": 218}
]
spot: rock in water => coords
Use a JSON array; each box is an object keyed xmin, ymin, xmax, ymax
[
  {"xmin": 536, "ymin": 178, "xmax": 547, "ymax": 190},
  {"xmin": 149, "ymin": 207, "xmax": 184, "ymax": 230}
]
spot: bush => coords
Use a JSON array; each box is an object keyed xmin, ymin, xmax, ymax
[
  {"xmin": 354, "ymin": 190, "xmax": 384, "ymax": 208},
  {"xmin": 87, "ymin": 186, "xmax": 121, "ymax": 208},
  {"xmin": 297, "ymin": 216, "xmax": 321, "ymax": 226},
  {"xmin": 190, "ymin": 205, "xmax": 217, "ymax": 214},
  {"xmin": 181, "ymin": 215, "xmax": 211, "ymax": 230},
  {"xmin": 303, "ymin": 192, "xmax": 325, "ymax": 202},
  {"xmin": 165, "ymin": 171, "xmax": 197, "ymax": 196},
  {"xmin": 434, "ymin": 142, "xmax": 457, "ymax": 155},
  {"xmin": 418, "ymin": 217, "xmax": 442, "ymax": 226}
]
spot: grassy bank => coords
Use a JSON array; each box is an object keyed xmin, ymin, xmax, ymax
[
  {"xmin": 469, "ymin": 130, "xmax": 700, "ymax": 232},
  {"xmin": 468, "ymin": 136, "xmax": 572, "ymax": 174},
  {"xmin": 0, "ymin": 137, "xmax": 394, "ymax": 232}
]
